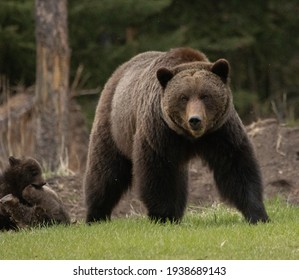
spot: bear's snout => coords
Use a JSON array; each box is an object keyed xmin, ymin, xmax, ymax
[{"xmin": 188, "ymin": 115, "xmax": 202, "ymax": 130}]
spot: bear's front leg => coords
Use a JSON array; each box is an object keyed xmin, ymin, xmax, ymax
[
  {"xmin": 133, "ymin": 138, "xmax": 188, "ymax": 223},
  {"xmin": 200, "ymin": 121, "xmax": 269, "ymax": 224}
]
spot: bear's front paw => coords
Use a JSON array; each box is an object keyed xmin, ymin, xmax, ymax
[
  {"xmin": 148, "ymin": 212, "xmax": 181, "ymax": 224},
  {"xmin": 245, "ymin": 209, "xmax": 270, "ymax": 224}
]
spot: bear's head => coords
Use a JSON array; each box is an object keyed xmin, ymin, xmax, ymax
[
  {"xmin": 4, "ymin": 156, "xmax": 46, "ymax": 198},
  {"xmin": 157, "ymin": 59, "xmax": 232, "ymax": 139}
]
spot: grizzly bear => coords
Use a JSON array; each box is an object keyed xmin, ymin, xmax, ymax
[
  {"xmin": 0, "ymin": 156, "xmax": 70, "ymax": 230},
  {"xmin": 84, "ymin": 47, "xmax": 269, "ymax": 224}
]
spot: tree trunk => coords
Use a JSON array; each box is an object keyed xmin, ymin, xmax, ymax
[{"xmin": 35, "ymin": 0, "xmax": 70, "ymax": 171}]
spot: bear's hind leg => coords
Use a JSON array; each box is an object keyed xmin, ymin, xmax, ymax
[{"xmin": 84, "ymin": 136, "xmax": 132, "ymax": 223}]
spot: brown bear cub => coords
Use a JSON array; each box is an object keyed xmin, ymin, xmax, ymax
[
  {"xmin": 84, "ymin": 47, "xmax": 269, "ymax": 224},
  {"xmin": 0, "ymin": 156, "xmax": 70, "ymax": 230},
  {"xmin": 0, "ymin": 156, "xmax": 46, "ymax": 202},
  {"xmin": 0, "ymin": 194, "xmax": 49, "ymax": 229}
]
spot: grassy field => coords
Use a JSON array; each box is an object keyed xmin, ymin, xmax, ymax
[{"xmin": 1, "ymin": 199, "xmax": 299, "ymax": 260}]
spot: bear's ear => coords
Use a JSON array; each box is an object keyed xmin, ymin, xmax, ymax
[
  {"xmin": 211, "ymin": 59, "xmax": 230, "ymax": 83},
  {"xmin": 156, "ymin": 67, "xmax": 174, "ymax": 88},
  {"xmin": 9, "ymin": 156, "xmax": 20, "ymax": 167}
]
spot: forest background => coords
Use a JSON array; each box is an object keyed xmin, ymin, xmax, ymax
[{"xmin": 1, "ymin": 0, "xmax": 299, "ymax": 129}]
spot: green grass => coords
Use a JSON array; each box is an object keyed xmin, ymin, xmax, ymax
[{"xmin": 1, "ymin": 199, "xmax": 299, "ymax": 260}]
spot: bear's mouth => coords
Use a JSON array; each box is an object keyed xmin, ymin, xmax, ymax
[
  {"xmin": 31, "ymin": 182, "xmax": 47, "ymax": 189},
  {"xmin": 189, "ymin": 127, "xmax": 205, "ymax": 138}
]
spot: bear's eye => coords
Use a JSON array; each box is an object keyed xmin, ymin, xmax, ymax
[
  {"xmin": 29, "ymin": 168, "xmax": 40, "ymax": 177},
  {"xmin": 200, "ymin": 94, "xmax": 209, "ymax": 101},
  {"xmin": 32, "ymin": 171, "xmax": 39, "ymax": 176},
  {"xmin": 180, "ymin": 95, "xmax": 189, "ymax": 102}
]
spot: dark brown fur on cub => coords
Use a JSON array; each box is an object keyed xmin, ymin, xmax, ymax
[
  {"xmin": 0, "ymin": 156, "xmax": 45, "ymax": 202},
  {"xmin": 0, "ymin": 157, "xmax": 70, "ymax": 230},
  {"xmin": 84, "ymin": 47, "xmax": 269, "ymax": 224},
  {"xmin": 0, "ymin": 194, "xmax": 49, "ymax": 228},
  {"xmin": 22, "ymin": 185, "xmax": 70, "ymax": 225}
]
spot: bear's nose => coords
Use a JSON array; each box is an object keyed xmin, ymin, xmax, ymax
[{"xmin": 188, "ymin": 116, "xmax": 202, "ymax": 130}]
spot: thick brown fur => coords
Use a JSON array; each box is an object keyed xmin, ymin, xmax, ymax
[
  {"xmin": 84, "ymin": 47, "xmax": 269, "ymax": 224},
  {"xmin": 0, "ymin": 156, "xmax": 46, "ymax": 202},
  {"xmin": 0, "ymin": 194, "xmax": 49, "ymax": 228},
  {"xmin": 22, "ymin": 185, "xmax": 70, "ymax": 225},
  {"xmin": 0, "ymin": 157, "xmax": 70, "ymax": 230}
]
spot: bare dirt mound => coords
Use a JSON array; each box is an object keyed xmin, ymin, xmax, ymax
[
  {"xmin": 48, "ymin": 119, "xmax": 299, "ymax": 222},
  {"xmin": 247, "ymin": 119, "xmax": 299, "ymax": 203}
]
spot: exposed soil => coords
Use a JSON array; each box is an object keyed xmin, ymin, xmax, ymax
[{"xmin": 48, "ymin": 118, "xmax": 299, "ymax": 222}]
